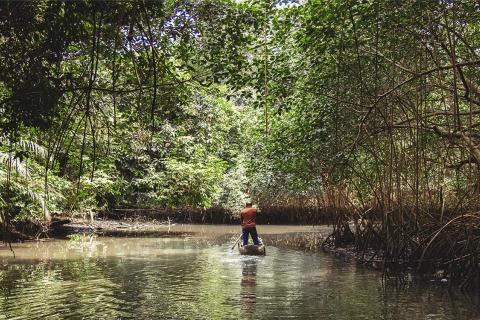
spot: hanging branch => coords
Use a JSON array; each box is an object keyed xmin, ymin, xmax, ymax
[
  {"xmin": 139, "ymin": 2, "xmax": 158, "ymax": 139},
  {"xmin": 263, "ymin": 0, "xmax": 269, "ymax": 138},
  {"xmin": 89, "ymin": 7, "xmax": 104, "ymax": 182},
  {"xmin": 108, "ymin": 28, "xmax": 119, "ymax": 155},
  {"xmin": 444, "ymin": 2, "xmax": 461, "ymax": 130},
  {"xmin": 78, "ymin": 4, "xmax": 102, "ymax": 191}
]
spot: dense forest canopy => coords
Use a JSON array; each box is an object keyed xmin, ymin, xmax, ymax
[
  {"xmin": 0, "ymin": 0, "xmax": 266, "ymax": 221},
  {"xmin": 1, "ymin": 0, "xmax": 480, "ymax": 240}
]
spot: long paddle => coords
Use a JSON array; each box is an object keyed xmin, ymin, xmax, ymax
[{"xmin": 231, "ymin": 233, "xmax": 243, "ymax": 250}]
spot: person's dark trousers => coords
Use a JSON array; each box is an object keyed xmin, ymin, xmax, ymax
[{"xmin": 242, "ymin": 227, "xmax": 260, "ymax": 245}]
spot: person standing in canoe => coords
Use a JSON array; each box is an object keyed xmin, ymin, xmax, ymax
[{"xmin": 241, "ymin": 202, "xmax": 261, "ymax": 246}]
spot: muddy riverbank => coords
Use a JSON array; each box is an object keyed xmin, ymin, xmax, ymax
[{"xmin": 53, "ymin": 219, "xmax": 331, "ymax": 249}]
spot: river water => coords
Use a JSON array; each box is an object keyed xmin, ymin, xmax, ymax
[{"xmin": 0, "ymin": 226, "xmax": 479, "ymax": 319}]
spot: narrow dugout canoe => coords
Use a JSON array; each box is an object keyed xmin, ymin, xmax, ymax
[{"xmin": 238, "ymin": 244, "xmax": 266, "ymax": 256}]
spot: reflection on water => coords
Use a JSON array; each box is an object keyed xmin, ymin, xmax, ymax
[
  {"xmin": 0, "ymin": 237, "xmax": 478, "ymax": 319},
  {"xmin": 240, "ymin": 257, "xmax": 258, "ymax": 315}
]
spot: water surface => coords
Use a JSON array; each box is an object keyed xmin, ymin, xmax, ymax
[{"xmin": 0, "ymin": 233, "xmax": 478, "ymax": 319}]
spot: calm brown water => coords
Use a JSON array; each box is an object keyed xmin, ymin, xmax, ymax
[{"xmin": 0, "ymin": 228, "xmax": 479, "ymax": 319}]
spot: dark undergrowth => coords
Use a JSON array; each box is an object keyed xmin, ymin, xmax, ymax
[
  {"xmin": 99, "ymin": 205, "xmax": 337, "ymax": 225},
  {"xmin": 325, "ymin": 205, "xmax": 480, "ymax": 290}
]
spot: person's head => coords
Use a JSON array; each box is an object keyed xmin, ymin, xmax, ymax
[{"xmin": 245, "ymin": 202, "xmax": 253, "ymax": 208}]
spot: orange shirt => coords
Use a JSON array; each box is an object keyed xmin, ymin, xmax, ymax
[{"xmin": 241, "ymin": 207, "xmax": 257, "ymax": 228}]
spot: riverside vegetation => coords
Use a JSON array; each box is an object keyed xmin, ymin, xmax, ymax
[{"xmin": 1, "ymin": 0, "xmax": 480, "ymax": 287}]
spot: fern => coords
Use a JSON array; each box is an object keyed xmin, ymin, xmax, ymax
[
  {"xmin": 0, "ymin": 138, "xmax": 51, "ymax": 220},
  {"xmin": 0, "ymin": 137, "xmax": 48, "ymax": 160},
  {"xmin": 20, "ymin": 140, "xmax": 47, "ymax": 158},
  {"xmin": 0, "ymin": 152, "xmax": 29, "ymax": 178}
]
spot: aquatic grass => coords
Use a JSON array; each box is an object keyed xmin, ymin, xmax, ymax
[{"xmin": 67, "ymin": 233, "xmax": 98, "ymax": 242}]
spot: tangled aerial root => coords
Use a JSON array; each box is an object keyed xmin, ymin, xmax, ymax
[{"xmin": 329, "ymin": 208, "xmax": 480, "ymax": 289}]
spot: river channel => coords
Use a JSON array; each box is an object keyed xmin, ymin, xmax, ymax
[{"xmin": 0, "ymin": 225, "xmax": 478, "ymax": 319}]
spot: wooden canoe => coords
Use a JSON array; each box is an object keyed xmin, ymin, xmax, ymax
[{"xmin": 238, "ymin": 244, "xmax": 266, "ymax": 256}]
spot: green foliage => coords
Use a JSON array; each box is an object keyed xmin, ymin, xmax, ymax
[
  {"xmin": 216, "ymin": 157, "xmax": 250, "ymax": 213},
  {"xmin": 67, "ymin": 233, "xmax": 97, "ymax": 241},
  {"xmin": 161, "ymin": 154, "xmax": 227, "ymax": 208},
  {"xmin": 0, "ymin": 0, "xmax": 261, "ymax": 220},
  {"xmin": 4, "ymin": 0, "xmax": 480, "ymax": 225},
  {"xmin": 0, "ymin": 137, "xmax": 51, "ymax": 221}
]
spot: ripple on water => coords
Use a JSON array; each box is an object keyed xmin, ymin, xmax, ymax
[{"xmin": 0, "ymin": 238, "xmax": 479, "ymax": 319}]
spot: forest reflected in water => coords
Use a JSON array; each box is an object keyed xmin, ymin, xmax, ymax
[{"xmin": 0, "ymin": 235, "xmax": 478, "ymax": 319}]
